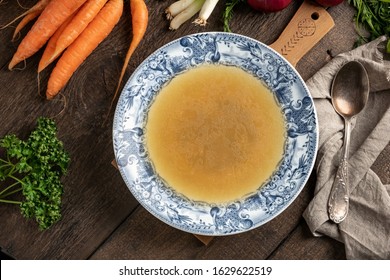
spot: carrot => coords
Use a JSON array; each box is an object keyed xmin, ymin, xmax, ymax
[
  {"xmin": 46, "ymin": 0, "xmax": 124, "ymax": 99},
  {"xmin": 50, "ymin": 0, "xmax": 109, "ymax": 65},
  {"xmin": 8, "ymin": 0, "xmax": 88, "ymax": 70},
  {"xmin": 111, "ymin": 0, "xmax": 148, "ymax": 109},
  {"xmin": 38, "ymin": 11, "xmax": 78, "ymax": 73},
  {"xmin": 0, "ymin": 0, "xmax": 51, "ymax": 32},
  {"xmin": 12, "ymin": 10, "xmax": 42, "ymax": 41}
]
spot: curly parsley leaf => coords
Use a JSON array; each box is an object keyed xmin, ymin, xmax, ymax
[{"xmin": 0, "ymin": 117, "xmax": 70, "ymax": 230}]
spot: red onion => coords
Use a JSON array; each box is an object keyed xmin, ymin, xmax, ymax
[
  {"xmin": 247, "ymin": 0, "xmax": 293, "ymax": 13},
  {"xmin": 315, "ymin": 0, "xmax": 344, "ymax": 7}
]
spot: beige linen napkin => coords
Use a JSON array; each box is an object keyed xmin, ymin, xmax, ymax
[{"xmin": 303, "ymin": 36, "xmax": 390, "ymax": 259}]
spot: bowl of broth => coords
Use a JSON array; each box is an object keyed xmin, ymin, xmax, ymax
[{"xmin": 113, "ymin": 32, "xmax": 318, "ymax": 235}]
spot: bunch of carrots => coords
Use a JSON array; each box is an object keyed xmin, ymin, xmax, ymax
[{"xmin": 3, "ymin": 0, "xmax": 148, "ymax": 102}]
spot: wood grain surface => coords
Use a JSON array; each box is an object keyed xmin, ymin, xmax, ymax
[{"xmin": 0, "ymin": 0, "xmax": 387, "ymax": 260}]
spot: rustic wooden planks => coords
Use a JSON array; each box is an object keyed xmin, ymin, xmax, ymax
[
  {"xmin": 90, "ymin": 174, "xmax": 315, "ymax": 259},
  {"xmin": 0, "ymin": 1, "xmax": 141, "ymax": 259}
]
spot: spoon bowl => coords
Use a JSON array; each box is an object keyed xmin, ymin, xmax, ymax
[
  {"xmin": 331, "ymin": 61, "xmax": 369, "ymax": 118},
  {"xmin": 328, "ymin": 60, "xmax": 369, "ymax": 223}
]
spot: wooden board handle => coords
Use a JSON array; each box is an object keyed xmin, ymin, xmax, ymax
[{"xmin": 269, "ymin": 0, "xmax": 335, "ymax": 67}]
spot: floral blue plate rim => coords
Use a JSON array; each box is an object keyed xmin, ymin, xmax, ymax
[{"xmin": 113, "ymin": 32, "xmax": 318, "ymax": 236}]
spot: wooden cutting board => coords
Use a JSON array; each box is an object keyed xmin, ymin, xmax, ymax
[{"xmin": 270, "ymin": 0, "xmax": 335, "ymax": 67}]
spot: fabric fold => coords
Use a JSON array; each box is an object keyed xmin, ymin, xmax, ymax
[{"xmin": 302, "ymin": 36, "xmax": 390, "ymax": 259}]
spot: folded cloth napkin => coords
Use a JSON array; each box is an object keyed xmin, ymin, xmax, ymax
[{"xmin": 302, "ymin": 36, "xmax": 390, "ymax": 260}]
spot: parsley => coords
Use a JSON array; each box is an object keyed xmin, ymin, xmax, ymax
[
  {"xmin": 0, "ymin": 117, "xmax": 70, "ymax": 230},
  {"xmin": 348, "ymin": 0, "xmax": 390, "ymax": 52}
]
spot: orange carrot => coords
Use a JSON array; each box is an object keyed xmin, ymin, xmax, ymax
[
  {"xmin": 46, "ymin": 0, "xmax": 124, "ymax": 99},
  {"xmin": 38, "ymin": 11, "xmax": 78, "ymax": 73},
  {"xmin": 8, "ymin": 0, "xmax": 88, "ymax": 70},
  {"xmin": 12, "ymin": 10, "xmax": 42, "ymax": 41},
  {"xmin": 111, "ymin": 0, "xmax": 148, "ymax": 106},
  {"xmin": 49, "ymin": 0, "xmax": 109, "ymax": 65},
  {"xmin": 1, "ymin": 0, "xmax": 51, "ymax": 32}
]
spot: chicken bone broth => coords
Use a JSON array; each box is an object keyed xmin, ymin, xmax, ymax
[{"xmin": 145, "ymin": 64, "xmax": 286, "ymax": 204}]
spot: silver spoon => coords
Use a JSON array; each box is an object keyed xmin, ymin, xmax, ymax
[{"xmin": 328, "ymin": 60, "xmax": 369, "ymax": 224}]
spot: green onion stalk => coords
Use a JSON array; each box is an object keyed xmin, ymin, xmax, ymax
[{"xmin": 165, "ymin": 0, "xmax": 220, "ymax": 30}]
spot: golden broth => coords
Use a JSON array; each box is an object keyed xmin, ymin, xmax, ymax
[{"xmin": 145, "ymin": 64, "xmax": 286, "ymax": 203}]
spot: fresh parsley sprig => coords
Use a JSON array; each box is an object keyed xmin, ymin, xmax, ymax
[
  {"xmin": 0, "ymin": 117, "xmax": 70, "ymax": 230},
  {"xmin": 348, "ymin": 0, "xmax": 390, "ymax": 52}
]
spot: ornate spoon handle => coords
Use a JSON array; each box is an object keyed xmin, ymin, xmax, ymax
[
  {"xmin": 328, "ymin": 157, "xmax": 349, "ymax": 223},
  {"xmin": 328, "ymin": 118, "xmax": 351, "ymax": 223}
]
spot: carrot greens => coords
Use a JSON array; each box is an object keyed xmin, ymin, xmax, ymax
[
  {"xmin": 0, "ymin": 117, "xmax": 70, "ymax": 230},
  {"xmin": 223, "ymin": 0, "xmax": 244, "ymax": 32},
  {"xmin": 348, "ymin": 0, "xmax": 390, "ymax": 52}
]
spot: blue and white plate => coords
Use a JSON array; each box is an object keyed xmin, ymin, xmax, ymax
[{"xmin": 113, "ymin": 32, "xmax": 318, "ymax": 236}]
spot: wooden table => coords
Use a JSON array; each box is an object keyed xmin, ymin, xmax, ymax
[{"xmin": 0, "ymin": 0, "xmax": 388, "ymax": 260}]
